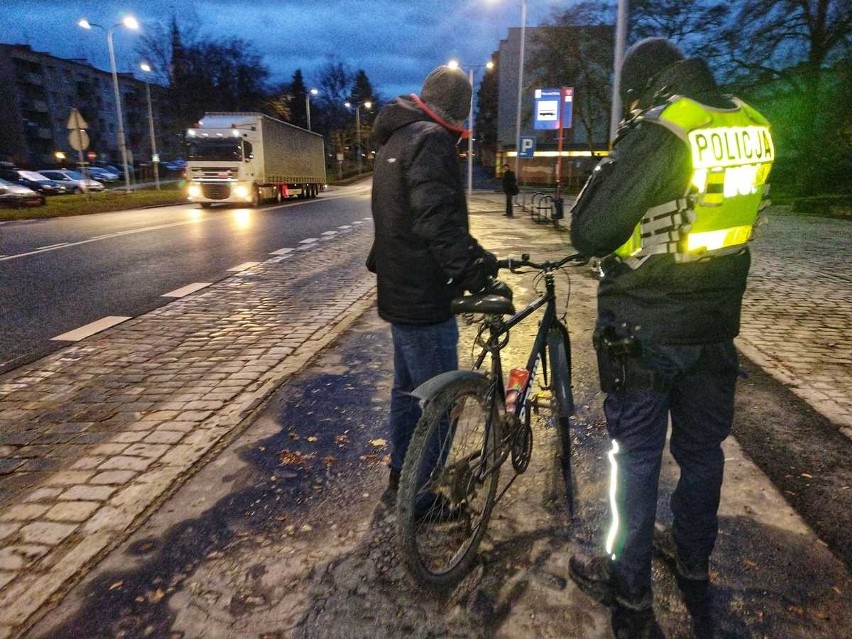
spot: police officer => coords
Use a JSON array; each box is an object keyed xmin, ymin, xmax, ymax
[{"xmin": 568, "ymin": 38, "xmax": 774, "ymax": 639}]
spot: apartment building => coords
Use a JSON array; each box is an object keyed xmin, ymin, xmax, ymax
[{"xmin": 0, "ymin": 44, "xmax": 173, "ymax": 169}]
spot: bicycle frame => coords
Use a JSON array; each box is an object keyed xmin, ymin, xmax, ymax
[{"xmin": 471, "ymin": 256, "xmax": 571, "ymax": 424}]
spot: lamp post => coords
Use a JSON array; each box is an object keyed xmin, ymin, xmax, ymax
[
  {"xmin": 514, "ymin": 0, "xmax": 527, "ymax": 178},
  {"xmin": 609, "ymin": 0, "xmax": 629, "ymax": 145},
  {"xmin": 449, "ymin": 59, "xmax": 494, "ymax": 199},
  {"xmin": 305, "ymin": 88, "xmax": 318, "ymax": 131},
  {"xmin": 78, "ymin": 16, "xmax": 139, "ymax": 192},
  {"xmin": 345, "ymin": 100, "xmax": 372, "ymax": 174},
  {"xmin": 139, "ymin": 62, "xmax": 160, "ymax": 190}
]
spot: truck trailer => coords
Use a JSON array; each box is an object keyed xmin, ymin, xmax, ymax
[{"xmin": 185, "ymin": 112, "xmax": 326, "ymax": 208}]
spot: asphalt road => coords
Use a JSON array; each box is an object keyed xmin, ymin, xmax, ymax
[{"xmin": 0, "ymin": 185, "xmax": 372, "ymax": 374}]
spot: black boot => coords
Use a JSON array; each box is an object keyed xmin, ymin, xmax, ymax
[
  {"xmin": 570, "ymin": 553, "xmax": 664, "ymax": 639},
  {"xmin": 653, "ymin": 525, "xmax": 714, "ymax": 639}
]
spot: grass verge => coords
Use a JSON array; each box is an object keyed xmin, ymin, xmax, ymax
[{"xmin": 0, "ymin": 183, "xmax": 188, "ymax": 221}]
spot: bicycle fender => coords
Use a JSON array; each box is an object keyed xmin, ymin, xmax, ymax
[{"xmin": 410, "ymin": 370, "xmax": 487, "ymax": 403}]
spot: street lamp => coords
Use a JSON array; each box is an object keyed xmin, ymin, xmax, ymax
[
  {"xmin": 139, "ymin": 62, "xmax": 160, "ymax": 190},
  {"xmin": 306, "ymin": 88, "xmax": 318, "ymax": 131},
  {"xmin": 345, "ymin": 100, "xmax": 372, "ymax": 175},
  {"xmin": 514, "ymin": 0, "xmax": 527, "ymax": 177},
  {"xmin": 78, "ymin": 15, "xmax": 139, "ymax": 192},
  {"xmin": 448, "ymin": 59, "xmax": 494, "ymax": 199}
]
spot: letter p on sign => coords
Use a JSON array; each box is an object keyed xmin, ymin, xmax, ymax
[{"xmin": 519, "ymin": 136, "xmax": 536, "ymax": 159}]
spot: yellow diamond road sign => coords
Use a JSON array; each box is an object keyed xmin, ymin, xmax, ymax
[{"xmin": 66, "ymin": 108, "xmax": 88, "ymax": 130}]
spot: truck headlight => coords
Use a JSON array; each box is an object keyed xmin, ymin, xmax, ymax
[
  {"xmin": 233, "ymin": 185, "xmax": 249, "ymax": 199},
  {"xmin": 188, "ymin": 183, "xmax": 202, "ymax": 198}
]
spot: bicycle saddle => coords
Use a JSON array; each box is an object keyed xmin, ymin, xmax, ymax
[{"xmin": 451, "ymin": 294, "xmax": 516, "ymax": 316}]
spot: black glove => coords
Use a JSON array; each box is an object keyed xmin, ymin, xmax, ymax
[
  {"xmin": 475, "ymin": 251, "xmax": 499, "ymax": 278},
  {"xmin": 480, "ymin": 277, "xmax": 513, "ymax": 301}
]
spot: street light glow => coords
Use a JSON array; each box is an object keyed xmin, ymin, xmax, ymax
[{"xmin": 77, "ymin": 15, "xmax": 140, "ymax": 192}]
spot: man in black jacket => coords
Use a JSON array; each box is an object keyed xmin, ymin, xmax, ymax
[
  {"xmin": 567, "ymin": 38, "xmax": 774, "ymax": 639},
  {"xmin": 369, "ymin": 65, "xmax": 509, "ymax": 499}
]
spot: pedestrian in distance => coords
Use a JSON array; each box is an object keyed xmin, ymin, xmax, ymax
[
  {"xmin": 367, "ymin": 65, "xmax": 512, "ymax": 508},
  {"xmin": 568, "ymin": 38, "xmax": 775, "ymax": 639},
  {"xmin": 501, "ymin": 163, "xmax": 518, "ymax": 217}
]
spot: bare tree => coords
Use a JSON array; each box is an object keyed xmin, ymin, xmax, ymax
[{"xmin": 529, "ymin": 3, "xmax": 615, "ymax": 149}]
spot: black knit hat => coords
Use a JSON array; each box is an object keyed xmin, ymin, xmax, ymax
[
  {"xmin": 420, "ymin": 65, "xmax": 472, "ymax": 125},
  {"xmin": 620, "ymin": 37, "xmax": 685, "ymax": 105}
]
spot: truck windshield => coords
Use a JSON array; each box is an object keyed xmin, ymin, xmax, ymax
[{"xmin": 186, "ymin": 139, "xmax": 243, "ymax": 162}]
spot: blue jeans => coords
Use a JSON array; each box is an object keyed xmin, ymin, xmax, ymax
[
  {"xmin": 603, "ymin": 341, "xmax": 738, "ymax": 597},
  {"xmin": 389, "ymin": 318, "xmax": 459, "ymax": 473}
]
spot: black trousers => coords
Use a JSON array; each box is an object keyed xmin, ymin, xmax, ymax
[{"xmin": 504, "ymin": 192, "xmax": 514, "ymax": 216}]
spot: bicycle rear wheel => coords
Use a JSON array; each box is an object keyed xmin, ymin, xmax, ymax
[
  {"xmin": 547, "ymin": 325, "xmax": 575, "ymax": 514},
  {"xmin": 397, "ymin": 376, "xmax": 502, "ymax": 589}
]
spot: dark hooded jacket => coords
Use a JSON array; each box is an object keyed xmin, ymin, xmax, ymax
[
  {"xmin": 570, "ymin": 59, "xmax": 752, "ymax": 345},
  {"xmin": 369, "ymin": 95, "xmax": 495, "ymax": 325}
]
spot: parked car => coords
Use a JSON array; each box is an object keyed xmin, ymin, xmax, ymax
[
  {"xmin": 0, "ymin": 178, "xmax": 46, "ymax": 208},
  {"xmin": 38, "ymin": 169, "xmax": 105, "ymax": 192},
  {"xmin": 0, "ymin": 168, "xmax": 72, "ymax": 195},
  {"xmin": 86, "ymin": 166, "xmax": 119, "ymax": 183}
]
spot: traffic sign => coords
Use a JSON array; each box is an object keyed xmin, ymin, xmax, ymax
[
  {"xmin": 69, "ymin": 129, "xmax": 90, "ymax": 152},
  {"xmin": 518, "ymin": 137, "xmax": 536, "ymax": 159},
  {"xmin": 534, "ymin": 88, "xmax": 573, "ymax": 130},
  {"xmin": 67, "ymin": 108, "xmax": 88, "ymax": 130}
]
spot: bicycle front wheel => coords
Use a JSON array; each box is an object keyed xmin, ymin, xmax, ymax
[{"xmin": 397, "ymin": 376, "xmax": 502, "ymax": 589}]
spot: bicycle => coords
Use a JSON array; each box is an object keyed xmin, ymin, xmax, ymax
[{"xmin": 396, "ymin": 252, "xmax": 587, "ymax": 589}]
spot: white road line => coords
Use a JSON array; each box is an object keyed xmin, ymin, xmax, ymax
[
  {"xmin": 0, "ymin": 219, "xmax": 203, "ymax": 262},
  {"xmin": 299, "ymin": 237, "xmax": 319, "ymax": 244},
  {"xmin": 51, "ymin": 316, "xmax": 131, "ymax": 342},
  {"xmin": 338, "ymin": 225, "xmax": 352, "ymax": 230},
  {"xmin": 321, "ymin": 231, "xmax": 337, "ymax": 236},
  {"xmin": 162, "ymin": 282, "xmax": 212, "ymax": 298},
  {"xmin": 270, "ymin": 248, "xmax": 294, "ymax": 256},
  {"xmin": 227, "ymin": 262, "xmax": 260, "ymax": 272}
]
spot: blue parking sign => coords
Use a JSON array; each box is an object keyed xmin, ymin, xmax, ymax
[{"xmin": 518, "ymin": 137, "xmax": 536, "ymax": 158}]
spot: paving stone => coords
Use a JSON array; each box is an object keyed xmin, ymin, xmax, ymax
[
  {"xmin": 96, "ymin": 456, "xmax": 152, "ymax": 472},
  {"xmin": 89, "ymin": 470, "xmax": 137, "ymax": 485},
  {"xmin": 58, "ymin": 485, "xmax": 116, "ymax": 502},
  {"xmin": 143, "ymin": 430, "xmax": 188, "ymax": 445},
  {"xmin": 44, "ymin": 501, "xmax": 101, "ymax": 523},
  {"xmin": 18, "ymin": 521, "xmax": 76, "ymax": 546},
  {"xmin": 21, "ymin": 488, "xmax": 62, "ymax": 503},
  {"xmin": 0, "ymin": 504, "xmax": 50, "ymax": 522},
  {"xmin": 0, "ymin": 523, "xmax": 21, "ymax": 542},
  {"xmin": 42, "ymin": 471, "xmax": 94, "ymax": 487}
]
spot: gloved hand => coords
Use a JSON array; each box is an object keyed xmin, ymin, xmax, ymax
[
  {"xmin": 475, "ymin": 251, "xmax": 499, "ymax": 278},
  {"xmin": 479, "ymin": 277, "xmax": 513, "ymax": 301}
]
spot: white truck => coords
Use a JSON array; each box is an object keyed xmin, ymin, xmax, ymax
[{"xmin": 185, "ymin": 112, "xmax": 326, "ymax": 208}]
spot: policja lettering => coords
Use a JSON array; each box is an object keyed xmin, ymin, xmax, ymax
[{"xmin": 689, "ymin": 126, "xmax": 774, "ymax": 168}]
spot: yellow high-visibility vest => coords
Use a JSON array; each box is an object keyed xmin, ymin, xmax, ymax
[{"xmin": 614, "ymin": 96, "xmax": 774, "ymax": 267}]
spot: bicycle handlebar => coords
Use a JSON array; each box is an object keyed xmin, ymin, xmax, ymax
[{"xmin": 497, "ymin": 253, "xmax": 587, "ymax": 273}]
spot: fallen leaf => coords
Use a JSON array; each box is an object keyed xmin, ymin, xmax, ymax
[
  {"xmin": 370, "ymin": 438, "xmax": 387, "ymax": 448},
  {"xmin": 306, "ymin": 436, "xmax": 318, "ymax": 442},
  {"xmin": 149, "ymin": 588, "xmax": 165, "ymax": 603},
  {"xmin": 108, "ymin": 581, "xmax": 123, "ymax": 591},
  {"xmin": 800, "ymin": 473, "xmax": 813, "ymax": 479}
]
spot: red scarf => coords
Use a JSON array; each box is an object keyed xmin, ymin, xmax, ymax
[{"xmin": 410, "ymin": 94, "xmax": 470, "ymax": 139}]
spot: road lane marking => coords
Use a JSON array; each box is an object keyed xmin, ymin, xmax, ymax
[
  {"xmin": 321, "ymin": 231, "xmax": 337, "ymax": 236},
  {"xmin": 270, "ymin": 248, "xmax": 294, "ymax": 256},
  {"xmin": 0, "ymin": 220, "xmax": 204, "ymax": 262},
  {"xmin": 227, "ymin": 262, "xmax": 260, "ymax": 272},
  {"xmin": 51, "ymin": 316, "xmax": 132, "ymax": 342},
  {"xmin": 162, "ymin": 282, "xmax": 212, "ymax": 298},
  {"xmin": 337, "ymin": 225, "xmax": 352, "ymax": 230}
]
